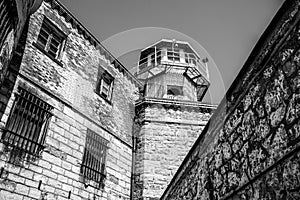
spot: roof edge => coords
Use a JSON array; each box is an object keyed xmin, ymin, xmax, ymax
[{"xmin": 43, "ymin": 0, "xmax": 143, "ymax": 88}]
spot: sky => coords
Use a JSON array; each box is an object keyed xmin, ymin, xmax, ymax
[{"xmin": 59, "ymin": 0, "xmax": 283, "ymax": 104}]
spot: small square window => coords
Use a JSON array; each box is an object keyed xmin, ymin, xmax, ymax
[
  {"xmin": 81, "ymin": 129, "xmax": 109, "ymax": 188},
  {"xmin": 167, "ymin": 48, "xmax": 180, "ymax": 62},
  {"xmin": 96, "ymin": 66, "xmax": 114, "ymax": 102},
  {"xmin": 1, "ymin": 87, "xmax": 53, "ymax": 163},
  {"xmin": 167, "ymin": 85, "xmax": 183, "ymax": 96},
  {"xmin": 36, "ymin": 17, "xmax": 66, "ymax": 60}
]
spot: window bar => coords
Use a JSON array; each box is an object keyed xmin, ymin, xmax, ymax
[
  {"xmin": 88, "ymin": 135, "xmax": 95, "ymax": 180},
  {"xmin": 95, "ymin": 134, "xmax": 102, "ymax": 182},
  {"xmin": 27, "ymin": 96, "xmax": 41, "ymax": 154},
  {"xmin": 29, "ymin": 99, "xmax": 43, "ymax": 155},
  {"xmin": 86, "ymin": 145, "xmax": 92, "ymax": 181},
  {"xmin": 92, "ymin": 136, "xmax": 98, "ymax": 181},
  {"xmin": 32, "ymin": 96, "xmax": 53, "ymax": 155},
  {"xmin": 9, "ymin": 90, "xmax": 29, "ymax": 162},
  {"xmin": 91, "ymin": 134, "xmax": 97, "ymax": 181},
  {"xmin": 88, "ymin": 137, "xmax": 93, "ymax": 180},
  {"xmin": 33, "ymin": 99, "xmax": 49, "ymax": 154},
  {"xmin": 23, "ymin": 92, "xmax": 40, "ymax": 155},
  {"xmin": 6, "ymin": 92, "xmax": 25, "ymax": 145},
  {"xmin": 18, "ymin": 91, "xmax": 37, "ymax": 152},
  {"xmin": 95, "ymin": 136, "xmax": 103, "ymax": 183},
  {"xmin": 38, "ymin": 111, "xmax": 52, "ymax": 154},
  {"xmin": 16, "ymin": 91, "xmax": 34, "ymax": 154}
]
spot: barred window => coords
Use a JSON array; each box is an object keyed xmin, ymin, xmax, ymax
[
  {"xmin": 95, "ymin": 66, "xmax": 114, "ymax": 102},
  {"xmin": 81, "ymin": 129, "xmax": 109, "ymax": 188},
  {"xmin": 36, "ymin": 16, "xmax": 66, "ymax": 60},
  {"xmin": 1, "ymin": 87, "xmax": 53, "ymax": 161}
]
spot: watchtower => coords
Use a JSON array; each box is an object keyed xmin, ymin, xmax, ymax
[
  {"xmin": 132, "ymin": 39, "xmax": 210, "ymax": 102},
  {"xmin": 132, "ymin": 39, "xmax": 215, "ymax": 199}
]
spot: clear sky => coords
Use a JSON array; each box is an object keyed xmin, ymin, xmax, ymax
[{"xmin": 59, "ymin": 0, "xmax": 283, "ymax": 104}]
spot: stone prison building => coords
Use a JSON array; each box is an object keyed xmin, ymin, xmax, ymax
[{"xmin": 0, "ymin": 0, "xmax": 299, "ymax": 200}]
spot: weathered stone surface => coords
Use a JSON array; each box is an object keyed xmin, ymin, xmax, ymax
[
  {"xmin": 133, "ymin": 102, "xmax": 214, "ymax": 199},
  {"xmin": 0, "ymin": 1, "xmax": 139, "ymax": 199},
  {"xmin": 161, "ymin": 1, "xmax": 300, "ymax": 199},
  {"xmin": 20, "ymin": 2, "xmax": 139, "ymax": 145}
]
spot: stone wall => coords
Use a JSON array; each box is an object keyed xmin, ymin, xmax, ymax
[
  {"xmin": 161, "ymin": 0, "xmax": 300, "ymax": 199},
  {"xmin": 133, "ymin": 101, "xmax": 215, "ymax": 199},
  {"xmin": 19, "ymin": 1, "xmax": 139, "ymax": 145},
  {"xmin": 0, "ymin": 1, "xmax": 139, "ymax": 199}
]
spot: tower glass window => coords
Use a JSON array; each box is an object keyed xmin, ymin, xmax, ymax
[
  {"xmin": 167, "ymin": 48, "xmax": 180, "ymax": 61},
  {"xmin": 36, "ymin": 17, "xmax": 66, "ymax": 59},
  {"xmin": 1, "ymin": 87, "xmax": 53, "ymax": 162},
  {"xmin": 81, "ymin": 129, "xmax": 109, "ymax": 188}
]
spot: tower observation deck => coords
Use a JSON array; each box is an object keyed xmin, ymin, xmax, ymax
[{"xmin": 130, "ymin": 39, "xmax": 210, "ymax": 101}]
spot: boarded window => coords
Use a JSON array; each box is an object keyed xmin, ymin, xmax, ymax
[
  {"xmin": 81, "ymin": 129, "xmax": 109, "ymax": 188},
  {"xmin": 1, "ymin": 87, "xmax": 53, "ymax": 163}
]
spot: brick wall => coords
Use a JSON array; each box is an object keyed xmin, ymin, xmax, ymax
[
  {"xmin": 0, "ymin": 1, "xmax": 139, "ymax": 199},
  {"xmin": 133, "ymin": 102, "xmax": 214, "ymax": 199}
]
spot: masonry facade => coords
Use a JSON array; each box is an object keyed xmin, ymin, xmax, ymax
[
  {"xmin": 133, "ymin": 100, "xmax": 214, "ymax": 199},
  {"xmin": 4, "ymin": 0, "xmax": 296, "ymax": 200},
  {"xmin": 0, "ymin": 1, "xmax": 217, "ymax": 199},
  {"xmin": 0, "ymin": 0, "xmax": 141, "ymax": 199}
]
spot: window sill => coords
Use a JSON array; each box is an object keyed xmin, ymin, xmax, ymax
[
  {"xmin": 32, "ymin": 42, "xmax": 63, "ymax": 67},
  {"xmin": 94, "ymin": 90, "xmax": 112, "ymax": 105}
]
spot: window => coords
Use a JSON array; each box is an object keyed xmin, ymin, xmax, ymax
[
  {"xmin": 81, "ymin": 129, "xmax": 109, "ymax": 188},
  {"xmin": 150, "ymin": 50, "xmax": 161, "ymax": 65},
  {"xmin": 167, "ymin": 85, "xmax": 183, "ymax": 96},
  {"xmin": 1, "ymin": 87, "xmax": 53, "ymax": 162},
  {"xmin": 96, "ymin": 66, "xmax": 114, "ymax": 102},
  {"xmin": 36, "ymin": 17, "xmax": 66, "ymax": 60},
  {"xmin": 167, "ymin": 48, "xmax": 180, "ymax": 62}
]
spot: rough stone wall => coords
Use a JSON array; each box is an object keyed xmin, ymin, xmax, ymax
[
  {"xmin": 161, "ymin": 1, "xmax": 300, "ymax": 199},
  {"xmin": 0, "ymin": 79, "xmax": 133, "ymax": 200},
  {"xmin": 133, "ymin": 103, "xmax": 213, "ymax": 199},
  {"xmin": 0, "ymin": 1, "xmax": 139, "ymax": 199},
  {"xmin": 20, "ymin": 1, "xmax": 139, "ymax": 145}
]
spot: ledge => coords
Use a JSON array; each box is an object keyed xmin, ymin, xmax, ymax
[{"xmin": 135, "ymin": 97, "xmax": 217, "ymax": 110}]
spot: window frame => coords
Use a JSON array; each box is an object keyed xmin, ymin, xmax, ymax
[
  {"xmin": 95, "ymin": 66, "xmax": 114, "ymax": 103},
  {"xmin": 34, "ymin": 16, "xmax": 66, "ymax": 65},
  {"xmin": 167, "ymin": 48, "xmax": 180, "ymax": 62},
  {"xmin": 166, "ymin": 85, "xmax": 183, "ymax": 96},
  {"xmin": 0, "ymin": 87, "xmax": 53, "ymax": 163},
  {"xmin": 80, "ymin": 129, "xmax": 109, "ymax": 188}
]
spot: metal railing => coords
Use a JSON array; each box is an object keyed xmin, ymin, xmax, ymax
[{"xmin": 130, "ymin": 49, "xmax": 209, "ymax": 81}]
